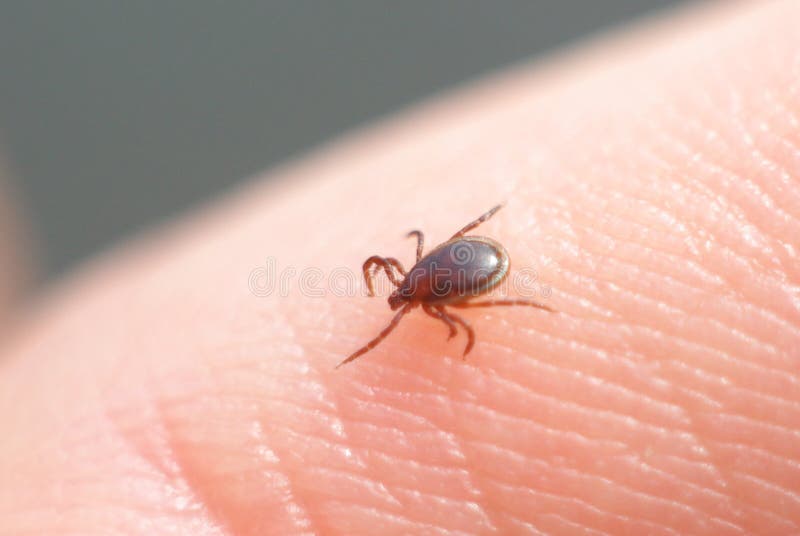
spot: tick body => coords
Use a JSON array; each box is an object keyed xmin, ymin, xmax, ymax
[{"xmin": 337, "ymin": 205, "xmax": 554, "ymax": 368}]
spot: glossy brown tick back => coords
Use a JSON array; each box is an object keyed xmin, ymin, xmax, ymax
[{"xmin": 336, "ymin": 205, "xmax": 554, "ymax": 368}]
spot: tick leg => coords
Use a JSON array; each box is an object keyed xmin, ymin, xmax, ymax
[
  {"xmin": 363, "ymin": 256, "xmax": 405, "ymax": 296},
  {"xmin": 384, "ymin": 257, "xmax": 407, "ymax": 277},
  {"xmin": 422, "ymin": 304, "xmax": 457, "ymax": 339},
  {"xmin": 336, "ymin": 304, "xmax": 413, "ymax": 369},
  {"xmin": 451, "ymin": 204, "xmax": 503, "ymax": 239},
  {"xmin": 438, "ymin": 306, "xmax": 474, "ymax": 357},
  {"xmin": 406, "ymin": 230, "xmax": 424, "ymax": 262},
  {"xmin": 452, "ymin": 298, "xmax": 555, "ymax": 313}
]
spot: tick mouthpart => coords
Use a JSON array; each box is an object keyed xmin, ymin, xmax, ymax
[{"xmin": 387, "ymin": 291, "xmax": 406, "ymax": 310}]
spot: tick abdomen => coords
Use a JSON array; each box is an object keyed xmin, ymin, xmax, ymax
[{"xmin": 398, "ymin": 236, "xmax": 509, "ymax": 303}]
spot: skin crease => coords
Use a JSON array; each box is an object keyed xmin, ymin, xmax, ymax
[{"xmin": 0, "ymin": 1, "xmax": 799, "ymax": 534}]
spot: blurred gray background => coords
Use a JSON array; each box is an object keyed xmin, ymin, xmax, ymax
[{"xmin": 0, "ymin": 1, "xmax": 682, "ymax": 277}]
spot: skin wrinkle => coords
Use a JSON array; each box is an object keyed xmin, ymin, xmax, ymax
[
  {"xmin": 492, "ymin": 483, "xmax": 682, "ymax": 536},
  {"xmin": 484, "ymin": 353, "xmax": 690, "ymax": 429},
  {"xmin": 586, "ymin": 265, "xmax": 782, "ymax": 361},
  {"xmin": 142, "ymin": 410, "xmax": 239, "ymax": 536},
  {"xmin": 506, "ymin": 333, "xmax": 709, "ymax": 418},
  {"xmin": 101, "ymin": 381, "xmax": 194, "ymax": 480},
  {"xmin": 303, "ymin": 466, "xmax": 406, "ymax": 511},
  {"xmin": 363, "ymin": 485, "xmax": 492, "ymax": 532},
  {"xmin": 575, "ymin": 181, "xmax": 775, "ymax": 304},
  {"xmin": 431, "ymin": 403, "xmax": 503, "ymax": 533},
  {"xmin": 1, "ymin": 350, "xmax": 214, "ymax": 532},
  {"xmin": 365, "ymin": 451, "xmax": 480, "ymax": 500},
  {"xmin": 730, "ymin": 91, "xmax": 800, "ymax": 182},
  {"xmin": 546, "ymin": 254, "xmax": 795, "ymax": 379},
  {"xmin": 675, "ymin": 366, "xmax": 800, "ymax": 430},
  {"xmin": 729, "ymin": 393, "xmax": 800, "ymax": 435},
  {"xmin": 102, "ymin": 403, "xmax": 195, "ymax": 510},
  {"xmin": 254, "ymin": 336, "xmax": 325, "ymax": 535},
  {"xmin": 468, "ymin": 372, "xmax": 690, "ymax": 457},
  {"xmin": 548, "ymin": 464, "xmax": 744, "ymax": 534},
  {"xmin": 462, "ymin": 336, "xmax": 692, "ymax": 431},
  {"xmin": 661, "ymin": 331, "xmax": 785, "ymax": 531},
  {"xmin": 311, "ymin": 329, "xmax": 502, "ymax": 532},
  {"xmin": 624, "ymin": 94, "xmax": 800, "ymax": 308},
  {"xmin": 474, "ymin": 446, "xmax": 724, "ymax": 536},
  {"xmin": 330, "ymin": 373, "xmax": 504, "ymax": 531},
  {"xmin": 552, "ymin": 233, "xmax": 786, "ymax": 358},
  {"xmin": 657, "ymin": 329, "xmax": 797, "ymax": 390},
  {"xmin": 336, "ymin": 414, "xmax": 494, "ymax": 506},
  {"xmin": 726, "ymin": 476, "xmax": 800, "ymax": 530},
  {"xmin": 299, "ymin": 356, "xmax": 375, "ymax": 533},
  {"xmin": 462, "ymin": 386, "xmax": 708, "ymax": 510},
  {"xmin": 440, "ymin": 278, "xmax": 780, "ymax": 528},
  {"xmin": 145, "ymin": 360, "xmax": 294, "ymax": 535},
  {"xmin": 323, "ymin": 502, "xmax": 468, "ymax": 536},
  {"xmin": 398, "ymin": 357, "xmax": 515, "ymax": 533},
  {"xmin": 569, "ymin": 206, "xmax": 729, "ymax": 290},
  {"xmin": 170, "ymin": 418, "xmax": 313, "ymax": 535},
  {"xmin": 276, "ymin": 408, "xmax": 412, "ymax": 524},
  {"xmin": 702, "ymin": 413, "xmax": 800, "ymax": 458},
  {"xmin": 385, "ymin": 368, "xmax": 647, "ymax": 449},
  {"xmin": 649, "ymin": 127, "xmax": 800, "ymax": 302},
  {"xmin": 691, "ymin": 413, "xmax": 794, "ymax": 530},
  {"xmin": 491, "ymin": 306, "xmax": 786, "ymax": 426},
  {"xmin": 733, "ymin": 472, "xmax": 800, "ymax": 513},
  {"xmin": 676, "ymin": 78, "xmax": 799, "ymax": 216},
  {"xmin": 696, "ymin": 384, "xmax": 800, "ymax": 441},
  {"xmin": 622, "ymin": 449, "xmax": 745, "ymax": 519},
  {"xmin": 506, "ymin": 518, "xmax": 550, "ymax": 536},
  {"xmin": 560, "ymin": 172, "xmax": 800, "ymax": 344},
  {"xmin": 650, "ymin": 451, "xmax": 734, "ymax": 491},
  {"xmin": 534, "ymin": 513, "xmax": 608, "ymax": 536},
  {"xmin": 454, "ymin": 354, "xmax": 784, "ymax": 528},
  {"xmin": 360, "ymin": 384, "xmax": 632, "ymax": 455},
  {"xmin": 345, "ymin": 395, "xmax": 441, "ymax": 430},
  {"xmin": 666, "ymin": 99, "xmax": 800, "ymax": 280},
  {"xmin": 326, "ymin": 388, "xmax": 494, "ymax": 530},
  {"xmin": 202, "ymin": 362, "xmax": 462, "ymax": 532},
  {"xmin": 27, "ymin": 415, "xmax": 214, "ymax": 534},
  {"xmin": 172, "ymin": 399, "xmax": 319, "ymax": 535},
  {"xmin": 456, "ymin": 404, "xmax": 744, "ymax": 524}
]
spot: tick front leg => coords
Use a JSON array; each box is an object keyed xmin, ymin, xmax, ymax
[
  {"xmin": 451, "ymin": 204, "xmax": 502, "ymax": 239},
  {"xmin": 438, "ymin": 306, "xmax": 475, "ymax": 357},
  {"xmin": 422, "ymin": 304, "xmax": 457, "ymax": 339},
  {"xmin": 362, "ymin": 256, "xmax": 405, "ymax": 296},
  {"xmin": 406, "ymin": 230, "xmax": 424, "ymax": 262},
  {"xmin": 384, "ymin": 257, "xmax": 407, "ymax": 276},
  {"xmin": 336, "ymin": 304, "xmax": 413, "ymax": 368},
  {"xmin": 452, "ymin": 298, "xmax": 555, "ymax": 313}
]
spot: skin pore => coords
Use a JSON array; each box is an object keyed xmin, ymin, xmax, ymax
[{"xmin": 0, "ymin": 1, "xmax": 798, "ymax": 534}]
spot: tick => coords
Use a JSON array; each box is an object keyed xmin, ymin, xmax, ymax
[{"xmin": 336, "ymin": 204, "xmax": 554, "ymax": 368}]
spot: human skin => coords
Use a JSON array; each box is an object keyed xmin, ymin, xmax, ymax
[{"xmin": 1, "ymin": 1, "xmax": 799, "ymax": 534}]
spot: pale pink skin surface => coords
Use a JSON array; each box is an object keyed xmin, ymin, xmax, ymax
[{"xmin": 1, "ymin": 1, "xmax": 799, "ymax": 534}]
